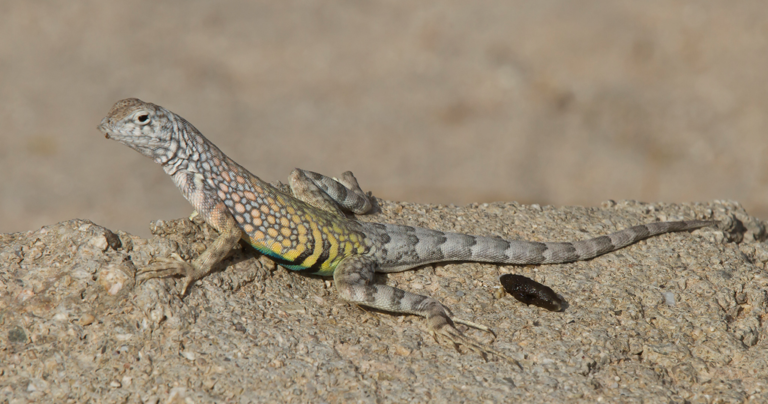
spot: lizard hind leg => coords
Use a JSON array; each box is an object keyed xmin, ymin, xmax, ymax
[
  {"xmin": 289, "ymin": 169, "xmax": 372, "ymax": 216},
  {"xmin": 333, "ymin": 255, "xmax": 519, "ymax": 365}
]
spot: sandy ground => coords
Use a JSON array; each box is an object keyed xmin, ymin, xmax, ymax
[
  {"xmin": 1, "ymin": 1, "xmax": 767, "ymax": 238},
  {"xmin": 2, "ymin": 198, "xmax": 766, "ymax": 403}
]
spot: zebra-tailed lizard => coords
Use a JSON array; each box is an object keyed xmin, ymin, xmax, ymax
[{"xmin": 97, "ymin": 98, "xmax": 715, "ymax": 362}]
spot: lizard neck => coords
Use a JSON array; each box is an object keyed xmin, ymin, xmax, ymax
[{"xmin": 159, "ymin": 119, "xmax": 263, "ymax": 188}]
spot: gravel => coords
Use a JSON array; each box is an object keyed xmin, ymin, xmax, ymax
[{"xmin": 1, "ymin": 198, "xmax": 767, "ymax": 403}]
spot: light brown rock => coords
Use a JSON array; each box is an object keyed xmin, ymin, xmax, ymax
[{"xmin": 1, "ymin": 199, "xmax": 766, "ymax": 402}]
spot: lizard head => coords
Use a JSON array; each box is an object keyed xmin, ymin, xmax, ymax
[{"xmin": 97, "ymin": 98, "xmax": 179, "ymax": 164}]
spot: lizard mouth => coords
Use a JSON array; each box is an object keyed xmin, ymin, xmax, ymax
[{"xmin": 97, "ymin": 122, "xmax": 111, "ymax": 139}]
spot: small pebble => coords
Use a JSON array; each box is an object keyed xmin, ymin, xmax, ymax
[
  {"xmin": 97, "ymin": 265, "xmax": 130, "ymax": 295},
  {"xmin": 663, "ymin": 291, "xmax": 676, "ymax": 307},
  {"xmin": 78, "ymin": 313, "xmax": 96, "ymax": 326}
]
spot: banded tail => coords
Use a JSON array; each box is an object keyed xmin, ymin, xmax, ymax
[{"xmin": 364, "ymin": 220, "xmax": 715, "ymax": 272}]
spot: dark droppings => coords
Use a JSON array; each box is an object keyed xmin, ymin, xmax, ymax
[{"xmin": 500, "ymin": 274, "xmax": 565, "ymax": 312}]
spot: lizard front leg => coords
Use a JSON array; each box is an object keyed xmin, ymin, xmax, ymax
[
  {"xmin": 137, "ymin": 174, "xmax": 244, "ymax": 295},
  {"xmin": 288, "ymin": 169, "xmax": 372, "ymax": 216},
  {"xmin": 333, "ymin": 255, "xmax": 519, "ymax": 364}
]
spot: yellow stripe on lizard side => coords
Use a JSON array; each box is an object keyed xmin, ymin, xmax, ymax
[
  {"xmin": 326, "ymin": 230, "xmax": 340, "ymax": 265},
  {"xmin": 344, "ymin": 241, "xmax": 354, "ymax": 256},
  {"xmin": 298, "ymin": 219, "xmax": 325, "ymax": 268},
  {"xmin": 280, "ymin": 243, "xmax": 306, "ymax": 261}
]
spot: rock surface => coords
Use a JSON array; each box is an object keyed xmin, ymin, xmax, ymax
[{"xmin": 1, "ymin": 199, "xmax": 767, "ymax": 403}]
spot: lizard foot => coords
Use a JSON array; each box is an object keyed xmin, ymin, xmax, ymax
[
  {"xmin": 137, "ymin": 253, "xmax": 199, "ymax": 295},
  {"xmin": 427, "ymin": 305, "xmax": 521, "ymax": 368}
]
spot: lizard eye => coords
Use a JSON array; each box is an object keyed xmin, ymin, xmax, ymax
[{"xmin": 135, "ymin": 113, "xmax": 150, "ymax": 125}]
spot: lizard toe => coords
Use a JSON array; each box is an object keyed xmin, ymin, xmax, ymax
[
  {"xmin": 431, "ymin": 320, "xmax": 520, "ymax": 367},
  {"xmin": 137, "ymin": 254, "xmax": 199, "ymax": 294},
  {"xmin": 426, "ymin": 305, "xmax": 519, "ymax": 366}
]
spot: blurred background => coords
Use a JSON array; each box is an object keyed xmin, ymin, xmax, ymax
[{"xmin": 1, "ymin": 1, "xmax": 767, "ymax": 238}]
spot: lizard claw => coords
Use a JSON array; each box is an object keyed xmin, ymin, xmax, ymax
[
  {"xmin": 427, "ymin": 304, "xmax": 520, "ymax": 367},
  {"xmin": 137, "ymin": 253, "xmax": 198, "ymax": 295},
  {"xmin": 431, "ymin": 319, "xmax": 521, "ymax": 368}
]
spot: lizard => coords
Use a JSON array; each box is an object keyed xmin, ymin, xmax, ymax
[{"xmin": 97, "ymin": 98, "xmax": 715, "ymax": 361}]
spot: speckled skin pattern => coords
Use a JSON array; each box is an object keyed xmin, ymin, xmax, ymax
[{"xmin": 98, "ymin": 98, "xmax": 715, "ymax": 361}]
